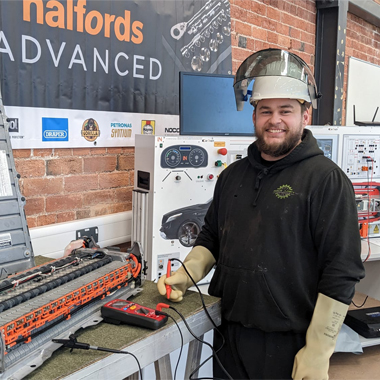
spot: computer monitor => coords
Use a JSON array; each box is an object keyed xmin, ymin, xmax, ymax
[{"xmin": 179, "ymin": 72, "xmax": 255, "ymax": 136}]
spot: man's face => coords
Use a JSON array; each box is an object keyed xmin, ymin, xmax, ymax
[{"xmin": 252, "ymin": 98, "xmax": 310, "ymax": 161}]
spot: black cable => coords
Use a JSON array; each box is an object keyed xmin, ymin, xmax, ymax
[
  {"xmin": 52, "ymin": 335, "xmax": 143, "ymax": 379},
  {"xmin": 155, "ymin": 312, "xmax": 184, "ymax": 380},
  {"xmin": 167, "ymin": 306, "xmax": 233, "ymax": 380},
  {"xmin": 169, "ymin": 258, "xmax": 226, "ymax": 353},
  {"xmin": 351, "ymin": 295, "xmax": 368, "ymax": 308}
]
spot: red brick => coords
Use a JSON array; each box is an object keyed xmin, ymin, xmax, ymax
[
  {"xmin": 289, "ymin": 27, "xmax": 301, "ymax": 40},
  {"xmin": 251, "ymin": 25, "xmax": 267, "ymax": 40},
  {"xmin": 90, "ymin": 204, "xmax": 110, "ymax": 217},
  {"xmin": 276, "ymin": 23, "xmax": 290, "ymax": 36},
  {"xmin": 117, "ymin": 155, "xmax": 134, "ymax": 171},
  {"xmin": 267, "ymin": 31, "xmax": 278, "ymax": 44},
  {"xmin": 114, "ymin": 187, "xmax": 133, "ymax": 203},
  {"xmin": 121, "ymin": 147, "xmax": 134, "ymax": 154},
  {"xmin": 25, "ymin": 197, "xmax": 45, "ymax": 216},
  {"xmin": 235, "ymin": 20, "xmax": 252, "ymax": 36},
  {"xmin": 33, "ymin": 149, "xmax": 52, "ymax": 157},
  {"xmin": 255, "ymin": 40, "xmax": 270, "ymax": 51},
  {"xmin": 46, "ymin": 157, "xmax": 83, "ymax": 176},
  {"xmin": 262, "ymin": 18, "xmax": 277, "ymax": 32},
  {"xmin": 13, "ymin": 149, "xmax": 31, "ymax": 158},
  {"xmin": 83, "ymin": 156, "xmax": 117, "ymax": 173},
  {"xmin": 57, "ymin": 212, "xmax": 76, "ymax": 223},
  {"xmin": 64, "ymin": 174, "xmax": 98, "ymax": 192},
  {"xmin": 26, "ymin": 216, "xmax": 37, "ymax": 228},
  {"xmin": 267, "ymin": 7, "xmax": 281, "ymax": 21},
  {"xmin": 15, "ymin": 159, "xmax": 45, "ymax": 178},
  {"xmin": 54, "ymin": 149, "xmax": 73, "ymax": 157},
  {"xmin": 231, "ymin": 6, "xmax": 248, "ymax": 23},
  {"xmin": 233, "ymin": 0, "xmax": 252, "ymax": 11},
  {"xmin": 22, "ymin": 177, "xmax": 63, "ymax": 197},
  {"xmin": 99, "ymin": 172, "xmax": 130, "ymax": 189},
  {"xmin": 251, "ymin": 0, "xmax": 267, "ymax": 16},
  {"xmin": 248, "ymin": 12, "xmax": 264, "ymax": 28},
  {"xmin": 233, "ymin": 47, "xmax": 253, "ymax": 63},
  {"xmin": 46, "ymin": 194, "xmax": 82, "ymax": 212},
  {"xmin": 90, "ymin": 148, "xmax": 107, "ymax": 155},
  {"xmin": 76, "ymin": 209, "xmax": 91, "ymax": 220},
  {"xmin": 83, "ymin": 190, "xmax": 115, "ymax": 206},
  {"xmin": 301, "ymin": 31, "xmax": 315, "ymax": 45},
  {"xmin": 73, "ymin": 148, "xmax": 91, "ymax": 156},
  {"xmin": 107, "ymin": 147, "xmax": 123, "ymax": 154},
  {"xmin": 108, "ymin": 203, "xmax": 131, "ymax": 214},
  {"xmin": 37, "ymin": 214, "xmax": 57, "ymax": 227},
  {"xmin": 278, "ymin": 35, "xmax": 291, "ymax": 50}
]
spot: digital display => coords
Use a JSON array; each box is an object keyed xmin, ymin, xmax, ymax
[{"xmin": 180, "ymin": 72, "xmax": 255, "ymax": 136}]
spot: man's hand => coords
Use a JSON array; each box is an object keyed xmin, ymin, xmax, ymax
[
  {"xmin": 292, "ymin": 293, "xmax": 349, "ymax": 380},
  {"xmin": 157, "ymin": 246, "xmax": 216, "ymax": 302}
]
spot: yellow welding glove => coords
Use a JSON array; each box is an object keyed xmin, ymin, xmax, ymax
[
  {"xmin": 292, "ymin": 293, "xmax": 349, "ymax": 380},
  {"xmin": 157, "ymin": 246, "xmax": 216, "ymax": 302}
]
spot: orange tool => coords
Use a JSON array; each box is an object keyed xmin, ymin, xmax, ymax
[{"xmin": 166, "ymin": 260, "xmax": 172, "ymax": 299}]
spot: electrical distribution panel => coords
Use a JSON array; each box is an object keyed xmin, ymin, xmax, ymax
[
  {"xmin": 307, "ymin": 126, "xmax": 380, "ymax": 181},
  {"xmin": 133, "ymin": 134, "xmax": 253, "ymax": 281},
  {"xmin": 341, "ymin": 135, "xmax": 380, "ymax": 179},
  {"xmin": 308, "ymin": 126, "xmax": 380, "ymax": 239}
]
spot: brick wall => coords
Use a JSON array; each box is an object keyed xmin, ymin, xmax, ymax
[
  {"xmin": 13, "ymin": 0, "xmax": 380, "ymax": 228},
  {"xmin": 14, "ymin": 147, "xmax": 134, "ymax": 228},
  {"xmin": 230, "ymin": 0, "xmax": 317, "ymax": 72}
]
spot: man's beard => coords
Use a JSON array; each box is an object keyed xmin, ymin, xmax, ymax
[{"xmin": 254, "ymin": 123, "xmax": 303, "ymax": 158}]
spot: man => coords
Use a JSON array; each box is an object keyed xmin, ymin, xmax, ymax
[{"xmin": 157, "ymin": 49, "xmax": 365, "ymax": 379}]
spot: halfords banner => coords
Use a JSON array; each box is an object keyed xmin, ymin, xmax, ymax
[{"xmin": 0, "ymin": 0, "xmax": 232, "ymax": 148}]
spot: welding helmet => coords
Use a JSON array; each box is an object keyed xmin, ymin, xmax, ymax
[{"xmin": 233, "ymin": 48, "xmax": 320, "ymax": 110}]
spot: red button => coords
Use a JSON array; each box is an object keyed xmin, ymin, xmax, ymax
[{"xmin": 218, "ymin": 148, "xmax": 228, "ymax": 155}]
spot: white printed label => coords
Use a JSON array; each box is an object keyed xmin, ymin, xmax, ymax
[
  {"xmin": 0, "ymin": 233, "xmax": 12, "ymax": 249},
  {"xmin": 0, "ymin": 150, "xmax": 12, "ymax": 197}
]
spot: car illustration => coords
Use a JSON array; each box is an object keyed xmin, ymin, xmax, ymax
[{"xmin": 159, "ymin": 199, "xmax": 212, "ymax": 247}]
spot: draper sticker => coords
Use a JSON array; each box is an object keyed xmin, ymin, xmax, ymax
[{"xmin": 42, "ymin": 118, "xmax": 69, "ymax": 142}]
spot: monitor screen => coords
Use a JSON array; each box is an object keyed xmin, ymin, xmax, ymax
[{"xmin": 179, "ymin": 72, "xmax": 255, "ymax": 136}]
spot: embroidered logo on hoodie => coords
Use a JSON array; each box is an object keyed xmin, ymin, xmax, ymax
[{"xmin": 274, "ymin": 185, "xmax": 295, "ymax": 199}]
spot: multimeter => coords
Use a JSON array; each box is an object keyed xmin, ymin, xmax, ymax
[{"xmin": 101, "ymin": 299, "xmax": 168, "ymax": 330}]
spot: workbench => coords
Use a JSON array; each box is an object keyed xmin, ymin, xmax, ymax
[{"xmin": 25, "ymin": 279, "xmax": 221, "ymax": 380}]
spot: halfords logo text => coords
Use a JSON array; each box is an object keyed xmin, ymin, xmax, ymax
[
  {"xmin": 44, "ymin": 130, "xmax": 68, "ymax": 138},
  {"xmin": 23, "ymin": 0, "xmax": 144, "ymax": 44}
]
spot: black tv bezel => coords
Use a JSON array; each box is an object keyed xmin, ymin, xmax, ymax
[{"xmin": 179, "ymin": 71, "xmax": 254, "ymax": 137}]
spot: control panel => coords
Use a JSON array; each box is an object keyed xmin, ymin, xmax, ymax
[
  {"xmin": 161, "ymin": 145, "xmax": 208, "ymax": 168},
  {"xmin": 134, "ymin": 135, "xmax": 253, "ymax": 281},
  {"xmin": 342, "ymin": 135, "xmax": 380, "ymax": 179}
]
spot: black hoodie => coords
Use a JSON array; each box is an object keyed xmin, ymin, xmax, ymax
[{"xmin": 195, "ymin": 129, "xmax": 365, "ymax": 333}]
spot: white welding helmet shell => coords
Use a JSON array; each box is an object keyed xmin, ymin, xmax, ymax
[
  {"xmin": 251, "ymin": 76, "xmax": 311, "ymax": 103},
  {"xmin": 233, "ymin": 48, "xmax": 320, "ymax": 110}
]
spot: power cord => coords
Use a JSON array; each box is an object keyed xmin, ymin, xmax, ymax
[
  {"xmin": 164, "ymin": 258, "xmax": 233, "ymax": 380},
  {"xmin": 52, "ymin": 334, "xmax": 143, "ymax": 379}
]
